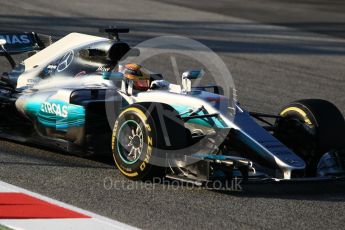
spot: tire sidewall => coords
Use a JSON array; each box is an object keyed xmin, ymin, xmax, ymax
[
  {"xmin": 277, "ymin": 99, "xmax": 345, "ymax": 174},
  {"xmin": 279, "ymin": 100, "xmax": 345, "ymax": 153},
  {"xmin": 112, "ymin": 105, "xmax": 157, "ymax": 180}
]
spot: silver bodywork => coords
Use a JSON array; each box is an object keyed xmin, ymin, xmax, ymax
[{"xmin": 4, "ymin": 32, "xmax": 332, "ymax": 181}]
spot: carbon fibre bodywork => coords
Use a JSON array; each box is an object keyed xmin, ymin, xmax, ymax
[{"xmin": 0, "ymin": 30, "xmax": 344, "ymax": 183}]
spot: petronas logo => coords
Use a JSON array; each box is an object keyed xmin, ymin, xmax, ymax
[{"xmin": 40, "ymin": 102, "xmax": 68, "ymax": 118}]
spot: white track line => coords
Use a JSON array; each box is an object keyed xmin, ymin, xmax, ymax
[{"xmin": 0, "ymin": 181, "xmax": 139, "ymax": 230}]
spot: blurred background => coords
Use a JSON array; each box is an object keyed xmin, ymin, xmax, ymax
[{"xmin": 1, "ymin": 0, "xmax": 345, "ymax": 115}]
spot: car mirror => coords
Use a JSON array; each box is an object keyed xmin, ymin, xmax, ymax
[
  {"xmin": 181, "ymin": 69, "xmax": 204, "ymax": 92},
  {"xmin": 182, "ymin": 70, "xmax": 204, "ymax": 80}
]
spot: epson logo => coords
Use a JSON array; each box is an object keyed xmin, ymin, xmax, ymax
[
  {"xmin": 0, "ymin": 34, "xmax": 31, "ymax": 44},
  {"xmin": 40, "ymin": 102, "xmax": 68, "ymax": 118}
]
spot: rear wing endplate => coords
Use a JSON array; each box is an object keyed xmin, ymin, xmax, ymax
[{"xmin": 0, "ymin": 32, "xmax": 52, "ymax": 54}]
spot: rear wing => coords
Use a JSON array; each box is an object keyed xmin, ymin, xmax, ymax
[{"xmin": 0, "ymin": 32, "xmax": 52, "ymax": 54}]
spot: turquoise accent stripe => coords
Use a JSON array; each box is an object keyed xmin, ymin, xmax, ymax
[
  {"xmin": 171, "ymin": 104, "xmax": 227, "ymax": 128},
  {"xmin": 24, "ymin": 99, "xmax": 85, "ymax": 130}
]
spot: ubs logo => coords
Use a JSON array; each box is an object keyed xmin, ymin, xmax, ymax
[{"xmin": 0, "ymin": 34, "xmax": 31, "ymax": 44}]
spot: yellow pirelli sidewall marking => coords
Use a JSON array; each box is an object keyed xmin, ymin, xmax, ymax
[
  {"xmin": 114, "ymin": 159, "xmax": 139, "ymax": 177},
  {"xmin": 140, "ymin": 135, "xmax": 153, "ymax": 171},
  {"xmin": 120, "ymin": 107, "xmax": 148, "ymax": 121},
  {"xmin": 112, "ymin": 106, "xmax": 153, "ymax": 177},
  {"xmin": 280, "ymin": 107, "xmax": 313, "ymax": 125},
  {"xmin": 147, "ymin": 136, "xmax": 153, "ymax": 145}
]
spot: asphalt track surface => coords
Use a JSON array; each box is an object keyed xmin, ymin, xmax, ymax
[{"xmin": 1, "ymin": 0, "xmax": 345, "ymax": 229}]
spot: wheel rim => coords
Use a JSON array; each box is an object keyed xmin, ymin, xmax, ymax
[{"xmin": 116, "ymin": 120, "xmax": 144, "ymax": 164}]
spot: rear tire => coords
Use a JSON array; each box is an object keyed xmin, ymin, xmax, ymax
[{"xmin": 275, "ymin": 99, "xmax": 345, "ymax": 175}]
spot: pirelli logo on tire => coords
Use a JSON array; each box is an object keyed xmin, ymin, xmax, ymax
[{"xmin": 140, "ymin": 135, "xmax": 153, "ymax": 171}]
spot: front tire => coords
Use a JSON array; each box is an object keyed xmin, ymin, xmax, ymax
[
  {"xmin": 275, "ymin": 99, "xmax": 345, "ymax": 175},
  {"xmin": 112, "ymin": 103, "xmax": 187, "ymax": 180}
]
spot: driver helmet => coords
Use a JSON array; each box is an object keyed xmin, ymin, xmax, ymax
[{"xmin": 119, "ymin": 63, "xmax": 151, "ymax": 91}]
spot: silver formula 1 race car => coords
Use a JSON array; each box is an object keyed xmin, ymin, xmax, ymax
[{"xmin": 0, "ymin": 28, "xmax": 345, "ymax": 185}]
